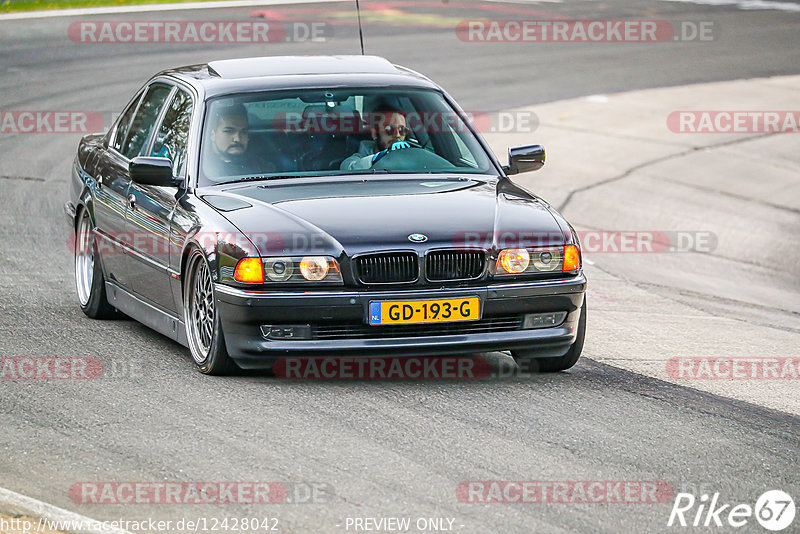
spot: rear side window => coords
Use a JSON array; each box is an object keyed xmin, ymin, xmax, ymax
[
  {"xmin": 151, "ymin": 89, "xmax": 194, "ymax": 177},
  {"xmin": 121, "ymin": 83, "xmax": 172, "ymax": 160},
  {"xmin": 112, "ymin": 92, "xmax": 142, "ymax": 153}
]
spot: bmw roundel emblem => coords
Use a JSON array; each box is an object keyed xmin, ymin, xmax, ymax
[{"xmin": 408, "ymin": 233, "xmax": 428, "ymax": 243}]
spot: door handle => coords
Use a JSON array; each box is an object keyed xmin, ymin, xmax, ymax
[{"xmin": 127, "ymin": 193, "xmax": 136, "ymax": 210}]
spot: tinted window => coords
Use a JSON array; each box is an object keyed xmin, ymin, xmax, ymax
[
  {"xmin": 112, "ymin": 92, "xmax": 142, "ymax": 153},
  {"xmin": 122, "ymin": 83, "xmax": 172, "ymax": 160},
  {"xmin": 151, "ymin": 89, "xmax": 194, "ymax": 177},
  {"xmin": 199, "ymin": 88, "xmax": 494, "ymax": 184}
]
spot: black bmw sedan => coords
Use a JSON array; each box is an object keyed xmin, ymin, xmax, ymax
[{"xmin": 66, "ymin": 55, "xmax": 586, "ymax": 375}]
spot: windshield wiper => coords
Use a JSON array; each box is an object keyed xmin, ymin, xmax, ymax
[
  {"xmin": 337, "ymin": 169, "xmax": 392, "ymax": 175},
  {"xmin": 222, "ymin": 174, "xmax": 309, "ymax": 185},
  {"xmin": 221, "ymin": 168, "xmax": 434, "ymax": 185},
  {"xmin": 340, "ymin": 170, "xmax": 449, "ymax": 176}
]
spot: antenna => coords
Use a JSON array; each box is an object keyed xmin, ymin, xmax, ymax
[{"xmin": 355, "ymin": 0, "xmax": 365, "ymax": 55}]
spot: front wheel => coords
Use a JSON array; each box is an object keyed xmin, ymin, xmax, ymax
[
  {"xmin": 512, "ymin": 296, "xmax": 586, "ymax": 373},
  {"xmin": 183, "ymin": 249, "xmax": 237, "ymax": 375},
  {"xmin": 74, "ymin": 208, "xmax": 117, "ymax": 319}
]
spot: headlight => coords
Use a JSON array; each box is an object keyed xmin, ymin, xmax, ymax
[
  {"xmin": 264, "ymin": 258, "xmax": 294, "ymax": 282},
  {"xmin": 532, "ymin": 248, "xmax": 559, "ymax": 272},
  {"xmin": 495, "ymin": 245, "xmax": 580, "ymax": 276},
  {"xmin": 261, "ymin": 256, "xmax": 342, "ymax": 284},
  {"xmin": 299, "ymin": 256, "xmax": 329, "ymax": 281},
  {"xmin": 497, "ymin": 248, "xmax": 530, "ymax": 274}
]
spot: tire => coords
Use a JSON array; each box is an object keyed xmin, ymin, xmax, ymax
[
  {"xmin": 512, "ymin": 296, "xmax": 586, "ymax": 373},
  {"xmin": 74, "ymin": 208, "xmax": 117, "ymax": 319},
  {"xmin": 183, "ymin": 248, "xmax": 238, "ymax": 375}
]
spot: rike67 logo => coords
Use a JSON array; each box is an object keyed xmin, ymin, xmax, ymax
[{"xmin": 668, "ymin": 490, "xmax": 795, "ymax": 531}]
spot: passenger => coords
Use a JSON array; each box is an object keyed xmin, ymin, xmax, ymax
[
  {"xmin": 205, "ymin": 103, "xmax": 275, "ymax": 178},
  {"xmin": 340, "ymin": 104, "xmax": 411, "ymax": 170}
]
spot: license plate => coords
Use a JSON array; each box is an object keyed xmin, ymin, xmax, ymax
[{"xmin": 369, "ymin": 297, "xmax": 480, "ymax": 325}]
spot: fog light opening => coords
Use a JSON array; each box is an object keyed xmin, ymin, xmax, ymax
[
  {"xmin": 522, "ymin": 311, "xmax": 568, "ymax": 329},
  {"xmin": 260, "ymin": 325, "xmax": 312, "ymax": 340}
]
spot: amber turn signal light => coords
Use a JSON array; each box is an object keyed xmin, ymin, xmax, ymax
[
  {"xmin": 234, "ymin": 257, "xmax": 265, "ymax": 283},
  {"xmin": 562, "ymin": 245, "xmax": 580, "ymax": 271}
]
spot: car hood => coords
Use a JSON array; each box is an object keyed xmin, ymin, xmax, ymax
[{"xmin": 204, "ymin": 176, "xmax": 565, "ymax": 256}]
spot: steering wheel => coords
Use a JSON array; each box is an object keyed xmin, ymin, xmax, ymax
[{"xmin": 371, "ymin": 147, "xmax": 455, "ymax": 172}]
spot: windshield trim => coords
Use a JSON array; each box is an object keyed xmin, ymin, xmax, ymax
[{"xmin": 204, "ymin": 173, "xmax": 495, "ymax": 192}]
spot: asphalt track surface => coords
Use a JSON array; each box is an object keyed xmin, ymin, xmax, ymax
[{"xmin": 1, "ymin": 1, "xmax": 799, "ymax": 532}]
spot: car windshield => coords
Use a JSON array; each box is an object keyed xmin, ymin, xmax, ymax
[{"xmin": 199, "ymin": 88, "xmax": 495, "ymax": 185}]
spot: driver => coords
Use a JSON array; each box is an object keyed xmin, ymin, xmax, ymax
[
  {"xmin": 204, "ymin": 103, "xmax": 275, "ymax": 178},
  {"xmin": 340, "ymin": 104, "xmax": 411, "ymax": 170}
]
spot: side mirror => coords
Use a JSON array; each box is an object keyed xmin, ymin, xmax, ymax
[
  {"xmin": 503, "ymin": 144, "xmax": 545, "ymax": 175},
  {"xmin": 129, "ymin": 156, "xmax": 177, "ymax": 186}
]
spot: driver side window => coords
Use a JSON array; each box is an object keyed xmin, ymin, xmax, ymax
[
  {"xmin": 112, "ymin": 91, "xmax": 142, "ymax": 153},
  {"xmin": 151, "ymin": 88, "xmax": 194, "ymax": 177},
  {"xmin": 121, "ymin": 83, "xmax": 172, "ymax": 160}
]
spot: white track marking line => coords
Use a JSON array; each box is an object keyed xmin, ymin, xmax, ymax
[
  {"xmin": 0, "ymin": 486, "xmax": 132, "ymax": 534},
  {"xmin": 660, "ymin": 0, "xmax": 800, "ymax": 12}
]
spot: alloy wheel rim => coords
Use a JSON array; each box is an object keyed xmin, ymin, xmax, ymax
[
  {"xmin": 188, "ymin": 256, "xmax": 215, "ymax": 362},
  {"xmin": 75, "ymin": 213, "xmax": 94, "ymax": 306}
]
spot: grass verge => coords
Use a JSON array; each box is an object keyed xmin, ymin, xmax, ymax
[{"xmin": 1, "ymin": 0, "xmax": 224, "ymax": 14}]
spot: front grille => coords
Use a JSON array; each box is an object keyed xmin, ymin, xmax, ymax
[
  {"xmin": 314, "ymin": 315, "xmax": 523, "ymax": 339},
  {"xmin": 355, "ymin": 252, "xmax": 418, "ymax": 284},
  {"xmin": 426, "ymin": 250, "xmax": 485, "ymax": 281}
]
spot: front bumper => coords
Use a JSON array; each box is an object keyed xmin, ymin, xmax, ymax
[{"xmin": 215, "ymin": 274, "xmax": 586, "ymax": 368}]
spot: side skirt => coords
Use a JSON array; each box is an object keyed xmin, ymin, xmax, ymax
[{"xmin": 105, "ymin": 281, "xmax": 189, "ymax": 348}]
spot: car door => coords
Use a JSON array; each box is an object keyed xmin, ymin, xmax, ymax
[
  {"xmin": 105, "ymin": 82, "xmax": 174, "ymax": 293},
  {"xmin": 92, "ymin": 89, "xmax": 142, "ymax": 287},
  {"xmin": 125, "ymin": 85, "xmax": 194, "ymax": 312}
]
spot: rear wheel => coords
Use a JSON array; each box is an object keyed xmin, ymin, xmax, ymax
[
  {"xmin": 512, "ymin": 297, "xmax": 586, "ymax": 373},
  {"xmin": 184, "ymin": 249, "xmax": 238, "ymax": 375},
  {"xmin": 74, "ymin": 208, "xmax": 117, "ymax": 319}
]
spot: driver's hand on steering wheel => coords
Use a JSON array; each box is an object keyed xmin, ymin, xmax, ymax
[
  {"xmin": 372, "ymin": 140, "xmax": 411, "ymax": 164},
  {"xmin": 388, "ymin": 140, "xmax": 411, "ymax": 151}
]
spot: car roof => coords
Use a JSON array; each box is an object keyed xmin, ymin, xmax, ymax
[
  {"xmin": 160, "ymin": 55, "xmax": 441, "ymax": 98},
  {"xmin": 209, "ymin": 55, "xmax": 401, "ymax": 78}
]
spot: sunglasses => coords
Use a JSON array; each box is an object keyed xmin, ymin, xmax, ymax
[{"xmin": 383, "ymin": 125, "xmax": 410, "ymax": 135}]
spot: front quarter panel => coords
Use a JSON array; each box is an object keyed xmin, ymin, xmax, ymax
[{"xmin": 170, "ymin": 192, "xmax": 260, "ymax": 316}]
